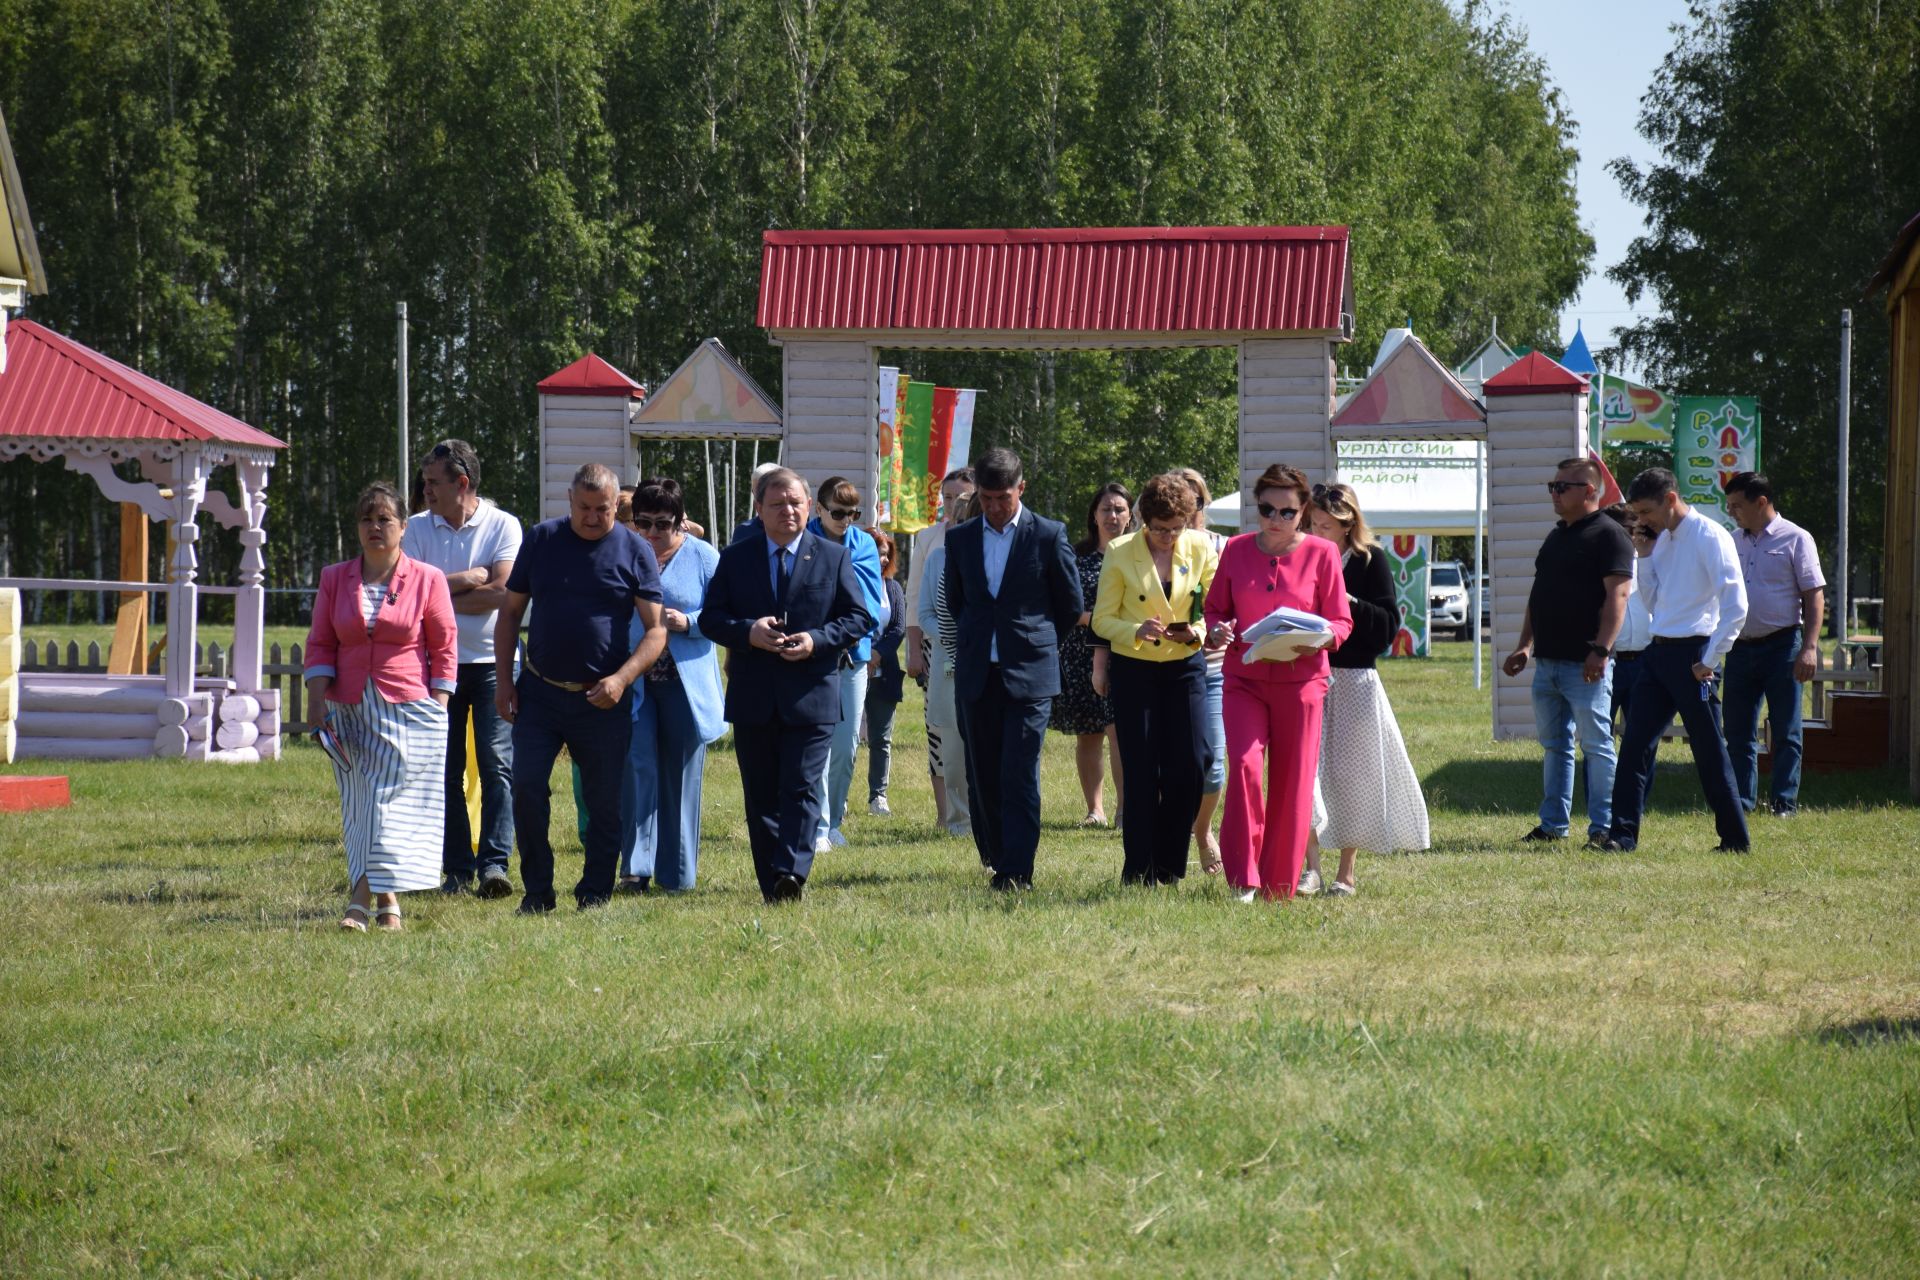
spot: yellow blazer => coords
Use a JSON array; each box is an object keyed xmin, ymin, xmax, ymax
[{"xmin": 1092, "ymin": 529, "xmax": 1220, "ymax": 660}]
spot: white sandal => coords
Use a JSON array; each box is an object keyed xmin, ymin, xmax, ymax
[
  {"xmin": 339, "ymin": 902, "xmax": 371, "ymax": 933},
  {"xmin": 374, "ymin": 904, "xmax": 403, "ymax": 932}
]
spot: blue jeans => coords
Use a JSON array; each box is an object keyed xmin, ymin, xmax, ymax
[
  {"xmin": 1610, "ymin": 639, "xmax": 1749, "ymax": 850},
  {"xmin": 1202, "ymin": 663, "xmax": 1226, "ymax": 795},
  {"xmin": 510, "ymin": 675, "xmax": 633, "ymax": 906},
  {"xmin": 621, "ymin": 679, "xmax": 708, "ymax": 891},
  {"xmin": 442, "ymin": 663, "xmax": 515, "ymax": 877},
  {"xmin": 814, "ymin": 662, "xmax": 869, "ymax": 842},
  {"xmin": 1531, "ymin": 657, "xmax": 1617, "ymax": 838},
  {"xmin": 1722, "ymin": 627, "xmax": 1803, "ymax": 813}
]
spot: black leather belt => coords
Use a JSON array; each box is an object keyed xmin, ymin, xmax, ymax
[{"xmin": 1651, "ymin": 635, "xmax": 1708, "ymax": 646}]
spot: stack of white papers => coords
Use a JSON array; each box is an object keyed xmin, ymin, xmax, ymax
[{"xmin": 1239, "ymin": 605, "xmax": 1335, "ymax": 664}]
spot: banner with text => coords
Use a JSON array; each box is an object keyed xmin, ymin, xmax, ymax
[
  {"xmin": 1592, "ymin": 376, "xmax": 1674, "ymax": 449},
  {"xmin": 1673, "ymin": 395, "xmax": 1762, "ymax": 531},
  {"xmin": 875, "ymin": 366, "xmax": 900, "ymax": 526}
]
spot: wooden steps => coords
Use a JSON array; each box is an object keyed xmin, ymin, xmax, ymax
[{"xmin": 1760, "ymin": 690, "xmax": 1892, "ymax": 773}]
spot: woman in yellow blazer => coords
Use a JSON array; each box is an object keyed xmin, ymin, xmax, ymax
[{"xmin": 1092, "ymin": 472, "xmax": 1225, "ymax": 885}]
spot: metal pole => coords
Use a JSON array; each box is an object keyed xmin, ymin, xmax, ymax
[
  {"xmin": 1474, "ymin": 441, "xmax": 1485, "ymax": 690},
  {"xmin": 396, "ymin": 302, "xmax": 410, "ymax": 491},
  {"xmin": 705, "ymin": 439, "xmax": 718, "ymax": 548},
  {"xmin": 1836, "ymin": 309, "xmax": 1852, "ymax": 653}
]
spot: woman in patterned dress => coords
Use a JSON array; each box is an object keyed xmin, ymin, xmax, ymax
[
  {"xmin": 1051, "ymin": 483, "xmax": 1133, "ymax": 827},
  {"xmin": 1298, "ymin": 483, "xmax": 1430, "ymax": 896},
  {"xmin": 305, "ymin": 482, "xmax": 458, "ymax": 932}
]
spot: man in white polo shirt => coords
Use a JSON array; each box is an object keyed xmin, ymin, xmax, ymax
[
  {"xmin": 1603, "ymin": 466, "xmax": 1750, "ymax": 854},
  {"xmin": 403, "ymin": 439, "xmax": 524, "ymax": 897}
]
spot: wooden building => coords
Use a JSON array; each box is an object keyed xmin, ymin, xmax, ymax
[{"xmin": 1871, "ymin": 210, "xmax": 1920, "ymax": 796}]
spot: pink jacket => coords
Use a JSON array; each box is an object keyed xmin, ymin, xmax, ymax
[
  {"xmin": 1203, "ymin": 533, "xmax": 1354, "ymax": 685},
  {"xmin": 304, "ymin": 553, "xmax": 458, "ymax": 705}
]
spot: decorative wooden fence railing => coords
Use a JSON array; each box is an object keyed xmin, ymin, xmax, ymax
[{"xmin": 22, "ymin": 640, "xmax": 317, "ymax": 735}]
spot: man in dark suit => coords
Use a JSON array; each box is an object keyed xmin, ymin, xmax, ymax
[
  {"xmin": 703, "ymin": 468, "xmax": 873, "ymax": 901},
  {"xmin": 945, "ymin": 448, "xmax": 1084, "ymax": 890}
]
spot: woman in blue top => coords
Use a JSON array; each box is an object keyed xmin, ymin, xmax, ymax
[
  {"xmin": 806, "ymin": 475, "xmax": 886, "ymax": 851},
  {"xmin": 618, "ymin": 478, "xmax": 725, "ymax": 893}
]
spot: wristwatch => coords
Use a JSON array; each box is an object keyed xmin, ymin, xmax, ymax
[{"xmin": 1587, "ymin": 641, "xmax": 1612, "ymax": 658}]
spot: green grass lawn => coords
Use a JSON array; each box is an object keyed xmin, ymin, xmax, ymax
[{"xmin": 4, "ymin": 646, "xmax": 1916, "ymax": 1276}]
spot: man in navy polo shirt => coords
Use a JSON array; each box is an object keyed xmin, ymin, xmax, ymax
[{"xmin": 495, "ymin": 463, "xmax": 666, "ymax": 911}]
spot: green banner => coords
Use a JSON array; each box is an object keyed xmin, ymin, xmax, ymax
[
  {"xmin": 894, "ymin": 379, "xmax": 935, "ymax": 532},
  {"xmin": 1384, "ymin": 535, "xmax": 1430, "ymax": 658},
  {"xmin": 1673, "ymin": 396, "xmax": 1762, "ymax": 531}
]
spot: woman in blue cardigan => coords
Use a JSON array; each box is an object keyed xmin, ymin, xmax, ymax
[{"xmin": 618, "ymin": 478, "xmax": 726, "ymax": 893}]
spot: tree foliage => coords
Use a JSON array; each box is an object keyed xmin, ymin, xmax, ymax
[
  {"xmin": 0, "ymin": 0, "xmax": 1588, "ymax": 615},
  {"xmin": 1608, "ymin": 0, "xmax": 1920, "ymax": 581}
]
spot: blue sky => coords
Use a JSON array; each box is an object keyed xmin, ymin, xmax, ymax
[{"xmin": 1494, "ymin": 0, "xmax": 1685, "ymax": 379}]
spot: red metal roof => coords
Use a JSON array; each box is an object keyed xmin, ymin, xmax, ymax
[
  {"xmin": 758, "ymin": 226, "xmax": 1352, "ymax": 335},
  {"xmin": 0, "ymin": 318, "xmax": 285, "ymax": 447},
  {"xmin": 1482, "ymin": 350, "xmax": 1588, "ymax": 397},
  {"xmin": 537, "ymin": 352, "xmax": 646, "ymax": 398}
]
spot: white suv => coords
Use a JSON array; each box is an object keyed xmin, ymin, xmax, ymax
[{"xmin": 1429, "ymin": 561, "xmax": 1470, "ymax": 639}]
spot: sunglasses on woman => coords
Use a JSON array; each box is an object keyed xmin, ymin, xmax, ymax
[
  {"xmin": 1256, "ymin": 502, "xmax": 1301, "ymax": 521},
  {"xmin": 827, "ymin": 506, "xmax": 862, "ymax": 522},
  {"xmin": 631, "ymin": 516, "xmax": 678, "ymax": 533}
]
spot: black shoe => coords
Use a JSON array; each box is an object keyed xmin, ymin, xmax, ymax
[
  {"xmin": 516, "ymin": 895, "xmax": 557, "ymax": 915},
  {"xmin": 440, "ymin": 874, "xmax": 474, "ymax": 895},
  {"xmin": 989, "ymin": 874, "xmax": 1014, "ymax": 892},
  {"xmin": 617, "ymin": 876, "xmax": 651, "ymax": 896},
  {"xmin": 577, "ymin": 892, "xmax": 611, "ymax": 910},
  {"xmin": 1769, "ymin": 805, "xmax": 1796, "ymax": 819},
  {"xmin": 475, "ymin": 866, "xmax": 513, "ymax": 900},
  {"xmin": 1520, "ymin": 826, "xmax": 1567, "ymax": 843},
  {"xmin": 1715, "ymin": 842, "xmax": 1751, "ymax": 854},
  {"xmin": 1598, "ymin": 836, "xmax": 1635, "ymax": 853},
  {"xmin": 766, "ymin": 873, "xmax": 804, "ymax": 903}
]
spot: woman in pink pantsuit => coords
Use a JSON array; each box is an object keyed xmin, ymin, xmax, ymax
[{"xmin": 1203, "ymin": 464, "xmax": 1353, "ymax": 901}]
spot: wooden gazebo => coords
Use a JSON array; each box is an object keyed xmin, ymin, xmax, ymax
[
  {"xmin": 1871, "ymin": 209, "xmax": 1920, "ymax": 795},
  {"xmin": 0, "ymin": 319, "xmax": 288, "ymax": 761}
]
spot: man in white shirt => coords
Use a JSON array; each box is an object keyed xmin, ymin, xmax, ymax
[
  {"xmin": 1603, "ymin": 467, "xmax": 1750, "ymax": 854},
  {"xmin": 402, "ymin": 439, "xmax": 524, "ymax": 896}
]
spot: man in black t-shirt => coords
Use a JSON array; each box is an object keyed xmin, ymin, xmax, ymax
[
  {"xmin": 1500, "ymin": 456, "xmax": 1633, "ymax": 847},
  {"xmin": 495, "ymin": 463, "xmax": 665, "ymax": 911}
]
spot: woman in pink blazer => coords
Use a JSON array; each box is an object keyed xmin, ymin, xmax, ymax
[
  {"xmin": 304, "ymin": 482, "xmax": 458, "ymax": 932},
  {"xmin": 1203, "ymin": 463, "xmax": 1353, "ymax": 901}
]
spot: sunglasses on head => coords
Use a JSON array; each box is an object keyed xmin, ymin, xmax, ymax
[
  {"xmin": 1256, "ymin": 502, "xmax": 1301, "ymax": 521},
  {"xmin": 1546, "ymin": 480, "xmax": 1593, "ymax": 495},
  {"xmin": 631, "ymin": 516, "xmax": 678, "ymax": 533},
  {"xmin": 828, "ymin": 507, "xmax": 862, "ymax": 522}
]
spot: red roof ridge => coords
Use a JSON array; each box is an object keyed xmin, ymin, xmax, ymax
[
  {"xmin": 1482, "ymin": 349, "xmax": 1588, "ymax": 397},
  {"xmin": 537, "ymin": 351, "xmax": 646, "ymax": 398},
  {"xmin": 763, "ymin": 226, "xmax": 1349, "ymax": 247},
  {"xmin": 0, "ymin": 319, "xmax": 285, "ymax": 447}
]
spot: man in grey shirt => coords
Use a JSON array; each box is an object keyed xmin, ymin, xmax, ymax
[
  {"xmin": 1721, "ymin": 471, "xmax": 1825, "ymax": 817},
  {"xmin": 402, "ymin": 439, "xmax": 524, "ymax": 896}
]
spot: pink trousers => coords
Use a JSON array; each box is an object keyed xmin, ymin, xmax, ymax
[{"xmin": 1220, "ymin": 673, "xmax": 1327, "ymax": 899}]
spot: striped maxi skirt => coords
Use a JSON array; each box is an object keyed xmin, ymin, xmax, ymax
[{"xmin": 329, "ymin": 680, "xmax": 446, "ymax": 893}]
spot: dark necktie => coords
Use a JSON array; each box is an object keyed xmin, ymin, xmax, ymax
[{"xmin": 775, "ymin": 546, "xmax": 791, "ymax": 608}]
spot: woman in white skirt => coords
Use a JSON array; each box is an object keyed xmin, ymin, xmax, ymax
[
  {"xmin": 305, "ymin": 482, "xmax": 458, "ymax": 932},
  {"xmin": 1300, "ymin": 483, "xmax": 1429, "ymax": 895}
]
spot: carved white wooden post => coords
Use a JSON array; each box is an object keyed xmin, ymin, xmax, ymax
[
  {"xmin": 164, "ymin": 449, "xmax": 208, "ymax": 699},
  {"xmin": 230, "ymin": 456, "xmax": 270, "ymax": 694}
]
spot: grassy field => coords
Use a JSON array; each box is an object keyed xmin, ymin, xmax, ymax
[{"xmin": 3, "ymin": 646, "xmax": 1916, "ymax": 1276}]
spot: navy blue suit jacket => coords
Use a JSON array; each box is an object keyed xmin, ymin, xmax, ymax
[
  {"xmin": 944, "ymin": 509, "xmax": 1083, "ymax": 702},
  {"xmin": 702, "ymin": 529, "xmax": 873, "ymax": 725}
]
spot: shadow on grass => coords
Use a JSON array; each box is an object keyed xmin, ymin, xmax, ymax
[
  {"xmin": 1419, "ymin": 757, "xmax": 1868, "ymax": 817},
  {"xmin": 1812, "ymin": 1015, "xmax": 1920, "ymax": 1046},
  {"xmin": 98, "ymin": 881, "xmax": 237, "ymax": 906}
]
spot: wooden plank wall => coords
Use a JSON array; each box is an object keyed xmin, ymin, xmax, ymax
[
  {"xmin": 539, "ymin": 398, "xmax": 632, "ymax": 521},
  {"xmin": 1884, "ymin": 270, "xmax": 1920, "ymax": 794},
  {"xmin": 1238, "ymin": 339, "xmax": 1337, "ymax": 526},
  {"xmin": 781, "ymin": 341, "xmax": 876, "ymax": 502},
  {"xmin": 1484, "ymin": 391, "xmax": 1588, "ymax": 740}
]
